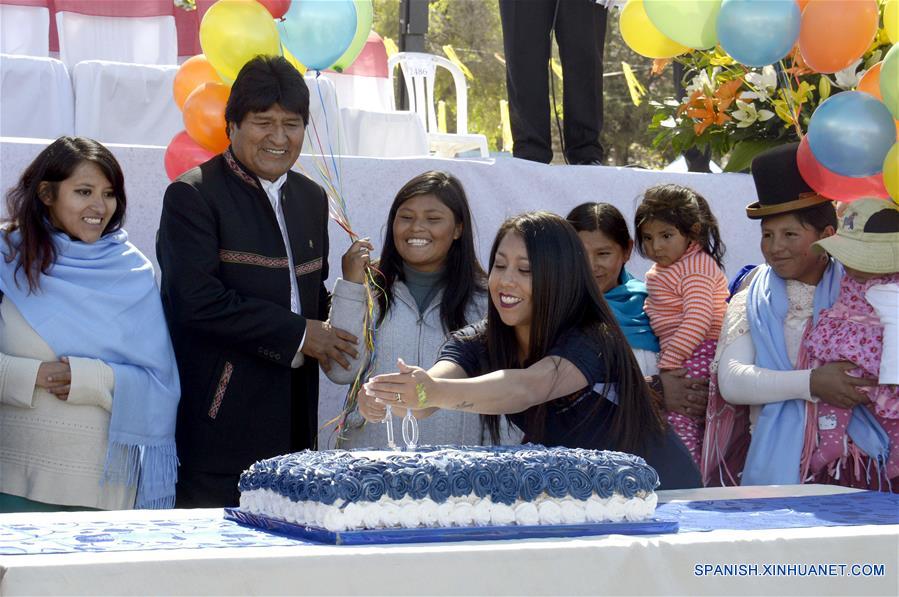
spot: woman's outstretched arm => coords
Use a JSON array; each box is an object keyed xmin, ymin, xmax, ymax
[{"xmin": 363, "ymin": 356, "xmax": 589, "ymax": 416}]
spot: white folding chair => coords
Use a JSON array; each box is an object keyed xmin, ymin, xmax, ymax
[
  {"xmin": 72, "ymin": 60, "xmax": 181, "ymax": 146},
  {"xmin": 0, "ymin": 53, "xmax": 74, "ymax": 139},
  {"xmin": 56, "ymin": 11, "xmax": 177, "ymax": 70},
  {"xmin": 388, "ymin": 52, "xmax": 489, "ymax": 158},
  {"xmin": 0, "ymin": 4, "xmax": 49, "ymax": 56}
]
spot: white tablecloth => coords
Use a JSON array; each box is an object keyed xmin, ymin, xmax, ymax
[
  {"xmin": 0, "ymin": 485, "xmax": 895, "ymax": 596},
  {"xmin": 0, "ymin": 55, "xmax": 74, "ymax": 139},
  {"xmin": 72, "ymin": 60, "xmax": 181, "ymax": 147}
]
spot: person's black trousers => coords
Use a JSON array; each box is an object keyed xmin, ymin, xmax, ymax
[{"xmin": 499, "ymin": 0, "xmax": 607, "ymax": 164}]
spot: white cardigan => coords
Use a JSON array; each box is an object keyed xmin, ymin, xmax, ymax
[{"xmin": 0, "ymin": 296, "xmax": 134, "ymax": 510}]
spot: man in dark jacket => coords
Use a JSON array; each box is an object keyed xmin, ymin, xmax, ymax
[{"xmin": 157, "ymin": 56, "xmax": 357, "ymax": 507}]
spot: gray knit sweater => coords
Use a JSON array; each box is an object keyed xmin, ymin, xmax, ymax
[{"xmin": 325, "ymin": 278, "xmax": 519, "ymax": 448}]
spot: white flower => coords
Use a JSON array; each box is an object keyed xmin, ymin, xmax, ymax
[
  {"xmin": 732, "ymin": 100, "xmax": 775, "ymax": 128},
  {"xmin": 742, "ymin": 66, "xmax": 778, "ymax": 103},
  {"xmin": 834, "ymin": 59, "xmax": 863, "ymax": 89},
  {"xmin": 685, "ymin": 68, "xmax": 720, "ymax": 97}
]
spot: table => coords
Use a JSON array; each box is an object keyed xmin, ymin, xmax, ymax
[{"xmin": 1, "ymin": 485, "xmax": 896, "ymax": 596}]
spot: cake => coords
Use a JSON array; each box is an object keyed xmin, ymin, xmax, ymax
[{"xmin": 238, "ymin": 445, "xmax": 660, "ymax": 532}]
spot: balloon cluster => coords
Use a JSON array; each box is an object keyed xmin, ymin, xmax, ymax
[
  {"xmin": 164, "ymin": 0, "xmax": 373, "ymax": 181},
  {"xmin": 619, "ymin": 0, "xmax": 899, "ymax": 203}
]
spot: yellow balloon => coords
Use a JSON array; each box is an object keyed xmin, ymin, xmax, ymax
[
  {"xmin": 885, "ymin": 143, "xmax": 899, "ymax": 204},
  {"xmin": 885, "ymin": 0, "xmax": 899, "ymax": 44},
  {"xmin": 620, "ymin": 0, "xmax": 691, "ymax": 59},
  {"xmin": 281, "ymin": 45, "xmax": 307, "ymax": 76},
  {"xmin": 200, "ymin": 0, "xmax": 281, "ymax": 83}
]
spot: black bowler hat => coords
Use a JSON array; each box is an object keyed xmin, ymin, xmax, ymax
[{"xmin": 745, "ymin": 142, "xmax": 831, "ymax": 219}]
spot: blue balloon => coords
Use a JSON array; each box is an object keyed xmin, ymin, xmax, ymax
[
  {"xmin": 807, "ymin": 92, "xmax": 897, "ymax": 178},
  {"xmin": 279, "ymin": 0, "xmax": 358, "ymax": 71},
  {"xmin": 717, "ymin": 0, "xmax": 800, "ymax": 67}
]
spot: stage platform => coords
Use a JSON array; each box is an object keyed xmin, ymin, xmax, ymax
[{"xmin": 0, "ymin": 138, "xmax": 764, "ymax": 445}]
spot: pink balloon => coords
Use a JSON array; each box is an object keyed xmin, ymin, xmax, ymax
[
  {"xmin": 164, "ymin": 131, "xmax": 216, "ymax": 181},
  {"xmin": 258, "ymin": 0, "xmax": 291, "ymax": 19},
  {"xmin": 797, "ymin": 136, "xmax": 888, "ymax": 202}
]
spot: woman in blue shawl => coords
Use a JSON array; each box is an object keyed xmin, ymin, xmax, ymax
[
  {"xmin": 566, "ymin": 203, "xmax": 708, "ymax": 422},
  {"xmin": 0, "ymin": 137, "xmax": 180, "ymax": 511}
]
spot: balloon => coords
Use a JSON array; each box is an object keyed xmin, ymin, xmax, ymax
[
  {"xmin": 797, "ymin": 136, "xmax": 888, "ymax": 202},
  {"xmin": 331, "ymin": 0, "xmax": 373, "ymax": 72},
  {"xmin": 882, "ymin": 44, "xmax": 899, "ymax": 119},
  {"xmin": 183, "ymin": 82, "xmax": 231, "ymax": 154},
  {"xmin": 164, "ymin": 131, "xmax": 216, "ymax": 181},
  {"xmin": 173, "ymin": 55, "xmax": 222, "ymax": 110},
  {"xmin": 885, "ymin": 143, "xmax": 899, "ymax": 202},
  {"xmin": 807, "ymin": 91, "xmax": 896, "ymax": 178},
  {"xmin": 258, "ymin": 0, "xmax": 292, "ymax": 19},
  {"xmin": 200, "ymin": 0, "xmax": 281, "ymax": 83},
  {"xmin": 857, "ymin": 62, "xmax": 899, "ymax": 138},
  {"xmin": 716, "ymin": 0, "xmax": 800, "ymax": 67},
  {"xmin": 799, "ymin": 0, "xmax": 878, "ymax": 74},
  {"xmin": 619, "ymin": 0, "xmax": 690, "ymax": 59},
  {"xmin": 279, "ymin": 0, "xmax": 358, "ymax": 71},
  {"xmin": 643, "ymin": 0, "xmax": 722, "ymax": 49},
  {"xmin": 281, "ymin": 44, "xmax": 307, "ymax": 75},
  {"xmin": 796, "ymin": 0, "xmax": 810, "ymax": 11},
  {"xmin": 886, "ymin": 0, "xmax": 899, "ymax": 44}
]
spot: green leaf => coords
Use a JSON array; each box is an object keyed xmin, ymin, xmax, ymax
[
  {"xmin": 724, "ymin": 139, "xmax": 785, "ymax": 173},
  {"xmin": 818, "ymin": 76, "xmax": 831, "ymax": 101}
]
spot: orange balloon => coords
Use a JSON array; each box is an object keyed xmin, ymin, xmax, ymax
[
  {"xmin": 856, "ymin": 62, "xmax": 899, "ymax": 139},
  {"xmin": 173, "ymin": 55, "xmax": 223, "ymax": 110},
  {"xmin": 799, "ymin": 0, "xmax": 878, "ymax": 73},
  {"xmin": 183, "ymin": 82, "xmax": 231, "ymax": 153}
]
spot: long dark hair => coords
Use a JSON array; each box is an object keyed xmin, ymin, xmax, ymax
[
  {"xmin": 482, "ymin": 211, "xmax": 664, "ymax": 453},
  {"xmin": 634, "ymin": 183, "xmax": 726, "ymax": 269},
  {"xmin": 2, "ymin": 136, "xmax": 127, "ymax": 292},
  {"xmin": 375, "ymin": 171, "xmax": 486, "ymax": 333}
]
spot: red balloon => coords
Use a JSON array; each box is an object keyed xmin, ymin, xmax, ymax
[
  {"xmin": 164, "ymin": 131, "xmax": 216, "ymax": 181},
  {"xmin": 257, "ymin": 0, "xmax": 291, "ymax": 19},
  {"xmin": 797, "ymin": 136, "xmax": 888, "ymax": 202}
]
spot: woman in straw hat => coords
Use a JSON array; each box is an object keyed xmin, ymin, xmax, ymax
[
  {"xmin": 700, "ymin": 143, "xmax": 880, "ymax": 487},
  {"xmin": 801, "ymin": 199, "xmax": 899, "ymax": 490}
]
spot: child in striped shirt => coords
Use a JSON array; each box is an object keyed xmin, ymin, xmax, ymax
[{"xmin": 635, "ymin": 184, "xmax": 729, "ymax": 467}]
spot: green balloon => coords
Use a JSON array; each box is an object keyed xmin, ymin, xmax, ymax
[
  {"xmin": 881, "ymin": 44, "xmax": 899, "ymax": 120},
  {"xmin": 332, "ymin": 0, "xmax": 374, "ymax": 73},
  {"xmin": 644, "ymin": 0, "xmax": 722, "ymax": 50}
]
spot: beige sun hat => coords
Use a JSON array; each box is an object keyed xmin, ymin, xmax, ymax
[{"xmin": 812, "ymin": 199, "xmax": 899, "ymax": 274}]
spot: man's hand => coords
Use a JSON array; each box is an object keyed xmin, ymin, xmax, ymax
[
  {"xmin": 810, "ymin": 361, "xmax": 876, "ymax": 409},
  {"xmin": 301, "ymin": 320, "xmax": 358, "ymax": 372},
  {"xmin": 36, "ymin": 357, "xmax": 71, "ymax": 401}
]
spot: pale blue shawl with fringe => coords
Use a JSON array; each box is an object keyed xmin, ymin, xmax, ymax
[{"xmin": 0, "ymin": 229, "xmax": 180, "ymax": 508}]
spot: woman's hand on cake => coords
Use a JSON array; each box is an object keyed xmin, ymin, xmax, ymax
[
  {"xmin": 364, "ymin": 358, "xmax": 444, "ymax": 413},
  {"xmin": 358, "ymin": 388, "xmax": 388, "ymax": 422},
  {"xmin": 341, "ymin": 238, "xmax": 374, "ymax": 284}
]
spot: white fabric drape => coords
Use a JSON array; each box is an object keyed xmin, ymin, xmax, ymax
[
  {"xmin": 72, "ymin": 60, "xmax": 181, "ymax": 146},
  {"xmin": 0, "ymin": 4, "xmax": 49, "ymax": 56},
  {"xmin": 56, "ymin": 12, "xmax": 177, "ymax": 70},
  {"xmin": 0, "ymin": 54, "xmax": 74, "ymax": 139}
]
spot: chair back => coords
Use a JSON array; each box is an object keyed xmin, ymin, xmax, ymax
[
  {"xmin": 0, "ymin": 53, "xmax": 74, "ymax": 139},
  {"xmin": 388, "ymin": 52, "xmax": 469, "ymax": 135},
  {"xmin": 56, "ymin": 11, "xmax": 177, "ymax": 70},
  {"xmin": 0, "ymin": 3, "xmax": 49, "ymax": 56}
]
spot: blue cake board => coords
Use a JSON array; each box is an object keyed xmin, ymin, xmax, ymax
[{"xmin": 223, "ymin": 507, "xmax": 679, "ymax": 546}]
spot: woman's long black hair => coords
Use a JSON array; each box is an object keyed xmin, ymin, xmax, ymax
[
  {"xmin": 2, "ymin": 136, "xmax": 127, "ymax": 293},
  {"xmin": 482, "ymin": 211, "xmax": 664, "ymax": 453},
  {"xmin": 375, "ymin": 171, "xmax": 486, "ymax": 333}
]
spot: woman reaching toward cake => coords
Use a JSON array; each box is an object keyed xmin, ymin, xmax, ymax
[{"xmin": 361, "ymin": 211, "xmax": 701, "ymax": 489}]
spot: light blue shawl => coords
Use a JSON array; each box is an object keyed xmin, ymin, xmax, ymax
[{"xmin": 0, "ymin": 229, "xmax": 180, "ymax": 508}]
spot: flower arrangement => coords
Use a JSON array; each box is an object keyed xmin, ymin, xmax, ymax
[{"xmin": 647, "ymin": 34, "xmax": 892, "ymax": 172}]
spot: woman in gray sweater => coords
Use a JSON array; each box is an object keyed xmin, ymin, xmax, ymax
[{"xmin": 327, "ymin": 171, "xmax": 512, "ymax": 448}]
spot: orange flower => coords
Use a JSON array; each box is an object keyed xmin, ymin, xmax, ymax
[
  {"xmin": 651, "ymin": 58, "xmax": 671, "ymax": 76},
  {"xmin": 677, "ymin": 78, "xmax": 744, "ymax": 136},
  {"xmin": 784, "ymin": 45, "xmax": 815, "ymax": 77}
]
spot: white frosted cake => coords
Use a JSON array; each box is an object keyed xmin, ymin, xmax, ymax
[{"xmin": 238, "ymin": 445, "xmax": 660, "ymax": 532}]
